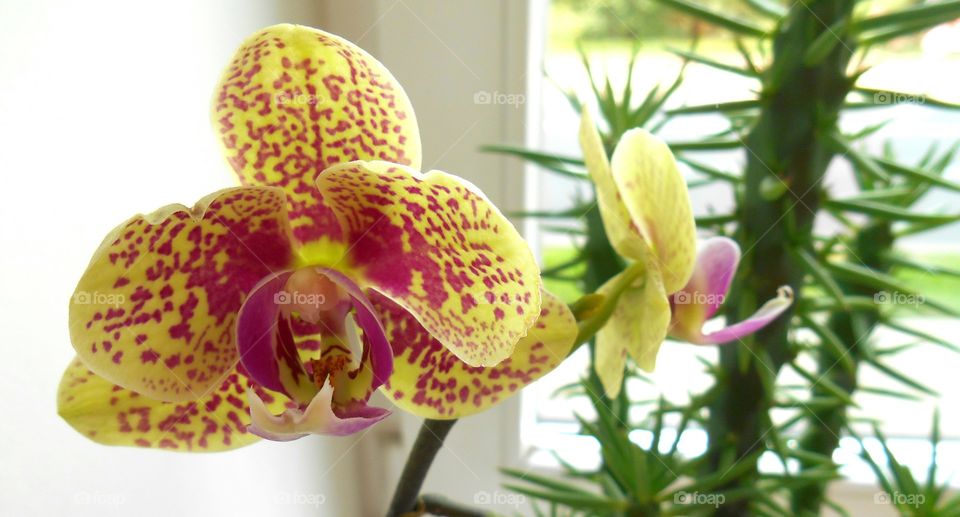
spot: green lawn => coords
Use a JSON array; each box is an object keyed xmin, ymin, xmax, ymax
[
  {"xmin": 542, "ymin": 246, "xmax": 588, "ymax": 304},
  {"xmin": 546, "ymin": 1, "xmax": 925, "ymax": 58},
  {"xmin": 892, "ymin": 251, "xmax": 960, "ymax": 315}
]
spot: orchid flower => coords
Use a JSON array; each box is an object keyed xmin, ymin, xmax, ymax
[
  {"xmin": 578, "ymin": 109, "xmax": 792, "ymax": 397},
  {"xmin": 58, "ymin": 25, "xmax": 576, "ymax": 451},
  {"xmin": 670, "ymin": 236, "xmax": 793, "ymax": 345}
]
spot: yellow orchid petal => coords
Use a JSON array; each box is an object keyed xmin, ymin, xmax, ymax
[
  {"xmin": 69, "ymin": 187, "xmax": 296, "ymax": 402},
  {"xmin": 315, "ymin": 161, "xmax": 542, "ymax": 367},
  {"xmin": 594, "ymin": 259, "xmax": 671, "ymax": 398},
  {"xmin": 58, "ymin": 357, "xmax": 289, "ymax": 451},
  {"xmin": 578, "ymin": 109, "xmax": 648, "ymax": 261},
  {"xmin": 212, "ymin": 24, "xmax": 422, "ymax": 246},
  {"xmin": 377, "ymin": 289, "xmax": 577, "ymax": 419},
  {"xmin": 610, "ymin": 128, "xmax": 697, "ymax": 294}
]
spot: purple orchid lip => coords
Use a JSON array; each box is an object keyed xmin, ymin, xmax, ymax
[
  {"xmin": 669, "ymin": 237, "xmax": 794, "ymax": 345},
  {"xmin": 246, "ymin": 387, "xmax": 391, "ymax": 440},
  {"xmin": 235, "ymin": 267, "xmax": 393, "ymax": 405},
  {"xmin": 694, "ymin": 237, "xmax": 740, "ymax": 321},
  {"xmin": 696, "ymin": 286, "xmax": 794, "ymax": 344}
]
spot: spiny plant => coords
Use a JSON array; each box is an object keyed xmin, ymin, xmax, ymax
[
  {"xmin": 850, "ymin": 411, "xmax": 960, "ymax": 517},
  {"xmin": 491, "ymin": 1, "xmax": 960, "ymax": 515}
]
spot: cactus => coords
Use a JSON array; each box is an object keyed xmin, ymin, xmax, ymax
[{"xmin": 492, "ymin": 1, "xmax": 960, "ymax": 515}]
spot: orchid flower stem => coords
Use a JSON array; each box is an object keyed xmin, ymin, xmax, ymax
[
  {"xmin": 386, "ymin": 418, "xmax": 458, "ymax": 517},
  {"xmin": 570, "ymin": 260, "xmax": 647, "ymax": 352}
]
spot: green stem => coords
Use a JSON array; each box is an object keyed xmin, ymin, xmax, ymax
[
  {"xmin": 385, "ymin": 419, "xmax": 458, "ymax": 517},
  {"xmin": 573, "ymin": 260, "xmax": 647, "ymax": 347}
]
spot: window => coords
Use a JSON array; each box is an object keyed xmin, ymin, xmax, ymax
[{"xmin": 520, "ymin": 0, "xmax": 960, "ymax": 490}]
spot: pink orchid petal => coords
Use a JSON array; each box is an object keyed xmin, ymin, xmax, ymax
[
  {"xmin": 694, "ymin": 237, "xmax": 741, "ymax": 319},
  {"xmin": 696, "ymin": 286, "xmax": 794, "ymax": 344},
  {"xmin": 247, "ymin": 386, "xmax": 390, "ymax": 440},
  {"xmin": 669, "ymin": 237, "xmax": 740, "ymax": 344},
  {"xmin": 236, "ymin": 271, "xmax": 312, "ymax": 400}
]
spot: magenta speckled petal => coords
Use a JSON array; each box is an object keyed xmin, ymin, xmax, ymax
[
  {"xmin": 315, "ymin": 161, "xmax": 541, "ymax": 368},
  {"xmin": 377, "ymin": 289, "xmax": 578, "ymax": 418},
  {"xmin": 68, "ymin": 187, "xmax": 297, "ymax": 403},
  {"xmin": 212, "ymin": 24, "xmax": 422, "ymax": 247}
]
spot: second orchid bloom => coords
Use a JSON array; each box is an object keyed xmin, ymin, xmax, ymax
[
  {"xmin": 579, "ymin": 109, "xmax": 793, "ymax": 397},
  {"xmin": 59, "ymin": 25, "xmax": 577, "ymax": 451}
]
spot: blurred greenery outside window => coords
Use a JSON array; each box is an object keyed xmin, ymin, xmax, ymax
[{"xmin": 520, "ymin": 0, "xmax": 960, "ymax": 487}]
